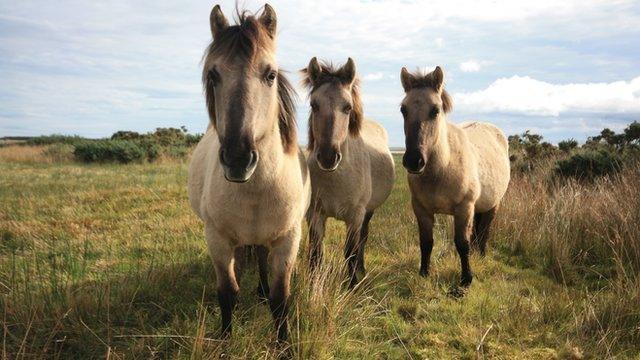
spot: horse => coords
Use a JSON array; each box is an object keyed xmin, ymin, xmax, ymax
[
  {"xmin": 301, "ymin": 57, "xmax": 395, "ymax": 288},
  {"xmin": 187, "ymin": 4, "xmax": 310, "ymax": 342},
  {"xmin": 399, "ymin": 66, "xmax": 510, "ymax": 288}
]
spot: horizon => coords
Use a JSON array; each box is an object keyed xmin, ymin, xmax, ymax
[{"xmin": 1, "ymin": 0, "xmax": 639, "ymax": 147}]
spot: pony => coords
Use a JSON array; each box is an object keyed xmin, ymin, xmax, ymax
[
  {"xmin": 399, "ymin": 66, "xmax": 510, "ymax": 288},
  {"xmin": 301, "ymin": 57, "xmax": 395, "ymax": 288},
  {"xmin": 188, "ymin": 4, "xmax": 310, "ymax": 342}
]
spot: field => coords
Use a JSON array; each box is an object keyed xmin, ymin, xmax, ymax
[{"xmin": 1, "ymin": 148, "xmax": 639, "ymax": 359}]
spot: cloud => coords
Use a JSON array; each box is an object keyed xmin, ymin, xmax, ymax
[
  {"xmin": 459, "ymin": 60, "xmax": 482, "ymax": 72},
  {"xmin": 455, "ymin": 76, "xmax": 640, "ymax": 116},
  {"xmin": 0, "ymin": 0, "xmax": 639, "ymax": 145},
  {"xmin": 363, "ymin": 72, "xmax": 385, "ymax": 81}
]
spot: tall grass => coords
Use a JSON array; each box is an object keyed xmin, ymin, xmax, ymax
[{"xmin": 495, "ymin": 160, "xmax": 640, "ymax": 353}]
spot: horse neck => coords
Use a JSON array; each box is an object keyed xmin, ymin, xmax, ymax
[{"xmin": 425, "ymin": 118, "xmax": 451, "ymax": 173}]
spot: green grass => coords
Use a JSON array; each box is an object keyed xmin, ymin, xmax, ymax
[{"xmin": 1, "ymin": 157, "xmax": 638, "ymax": 359}]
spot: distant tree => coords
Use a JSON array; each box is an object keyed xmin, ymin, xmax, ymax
[
  {"xmin": 624, "ymin": 121, "xmax": 640, "ymax": 144},
  {"xmin": 558, "ymin": 139, "xmax": 578, "ymax": 152},
  {"xmin": 111, "ymin": 131, "xmax": 141, "ymax": 140}
]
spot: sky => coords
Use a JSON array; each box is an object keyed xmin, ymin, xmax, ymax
[{"xmin": 0, "ymin": 0, "xmax": 639, "ymax": 146}]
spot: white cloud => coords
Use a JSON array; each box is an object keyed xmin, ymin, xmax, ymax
[
  {"xmin": 0, "ymin": 0, "xmax": 639, "ymax": 143},
  {"xmin": 455, "ymin": 76, "xmax": 640, "ymax": 116},
  {"xmin": 363, "ymin": 72, "xmax": 385, "ymax": 81},
  {"xmin": 459, "ymin": 60, "xmax": 482, "ymax": 72}
]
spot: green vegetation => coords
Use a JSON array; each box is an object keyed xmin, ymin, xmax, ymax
[
  {"xmin": 6, "ymin": 127, "xmax": 203, "ymax": 164},
  {"xmin": 1, "ymin": 121, "xmax": 638, "ymax": 358},
  {"xmin": 509, "ymin": 121, "xmax": 639, "ymax": 181}
]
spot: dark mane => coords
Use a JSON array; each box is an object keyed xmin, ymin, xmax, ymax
[
  {"xmin": 407, "ymin": 69, "xmax": 453, "ymax": 113},
  {"xmin": 300, "ymin": 61, "xmax": 364, "ymax": 151},
  {"xmin": 276, "ymin": 72, "xmax": 298, "ymax": 153},
  {"xmin": 202, "ymin": 10, "xmax": 298, "ymax": 154}
]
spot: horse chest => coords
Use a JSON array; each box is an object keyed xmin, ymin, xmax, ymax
[
  {"xmin": 205, "ymin": 185, "xmax": 299, "ymax": 245},
  {"xmin": 409, "ymin": 175, "xmax": 467, "ymax": 215},
  {"xmin": 311, "ymin": 168, "xmax": 368, "ymax": 220}
]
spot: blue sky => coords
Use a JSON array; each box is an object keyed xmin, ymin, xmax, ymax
[{"xmin": 0, "ymin": 0, "xmax": 639, "ymax": 146}]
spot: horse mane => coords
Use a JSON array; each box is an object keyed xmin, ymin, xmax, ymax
[
  {"xmin": 300, "ymin": 61, "xmax": 363, "ymax": 151},
  {"xmin": 201, "ymin": 9, "xmax": 298, "ymax": 153},
  {"xmin": 406, "ymin": 69, "xmax": 453, "ymax": 113}
]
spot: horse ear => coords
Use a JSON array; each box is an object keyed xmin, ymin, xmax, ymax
[
  {"xmin": 339, "ymin": 58, "xmax": 357, "ymax": 85},
  {"xmin": 307, "ymin": 57, "xmax": 322, "ymax": 85},
  {"xmin": 433, "ymin": 66, "xmax": 445, "ymax": 92},
  {"xmin": 400, "ymin": 67, "xmax": 413, "ymax": 92},
  {"xmin": 259, "ymin": 4, "xmax": 277, "ymax": 38},
  {"xmin": 210, "ymin": 5, "xmax": 229, "ymax": 40}
]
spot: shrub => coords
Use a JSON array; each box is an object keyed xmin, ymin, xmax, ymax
[
  {"xmin": 26, "ymin": 135, "xmax": 86, "ymax": 146},
  {"xmin": 558, "ymin": 139, "xmax": 578, "ymax": 152},
  {"xmin": 74, "ymin": 140, "xmax": 146, "ymax": 163},
  {"xmin": 111, "ymin": 131, "xmax": 141, "ymax": 141},
  {"xmin": 554, "ymin": 149, "xmax": 622, "ymax": 181}
]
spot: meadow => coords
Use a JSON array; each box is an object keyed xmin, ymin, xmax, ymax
[{"xmin": 1, "ymin": 143, "xmax": 639, "ymax": 359}]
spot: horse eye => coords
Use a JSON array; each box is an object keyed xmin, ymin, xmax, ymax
[
  {"xmin": 429, "ymin": 107, "xmax": 440, "ymax": 119},
  {"xmin": 400, "ymin": 105, "xmax": 407, "ymax": 117},
  {"xmin": 311, "ymin": 102, "xmax": 319, "ymax": 112},
  {"xmin": 265, "ymin": 70, "xmax": 277, "ymax": 85},
  {"xmin": 342, "ymin": 104, "xmax": 352, "ymax": 114},
  {"xmin": 208, "ymin": 69, "xmax": 220, "ymax": 86}
]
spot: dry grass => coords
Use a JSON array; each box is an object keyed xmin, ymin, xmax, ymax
[
  {"xmin": 0, "ymin": 144, "xmax": 74, "ymax": 164},
  {"xmin": 0, "ymin": 156, "xmax": 638, "ymax": 358},
  {"xmin": 0, "ymin": 145, "xmax": 50, "ymax": 163}
]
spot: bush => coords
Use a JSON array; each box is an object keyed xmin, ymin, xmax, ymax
[
  {"xmin": 74, "ymin": 140, "xmax": 146, "ymax": 163},
  {"xmin": 558, "ymin": 139, "xmax": 578, "ymax": 152},
  {"xmin": 26, "ymin": 135, "xmax": 86, "ymax": 146},
  {"xmin": 111, "ymin": 131, "xmax": 141, "ymax": 141},
  {"xmin": 554, "ymin": 149, "xmax": 622, "ymax": 181}
]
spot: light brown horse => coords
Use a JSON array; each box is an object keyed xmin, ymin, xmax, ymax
[
  {"xmin": 302, "ymin": 58, "xmax": 395, "ymax": 288},
  {"xmin": 188, "ymin": 4, "xmax": 310, "ymax": 342},
  {"xmin": 399, "ymin": 66, "xmax": 510, "ymax": 288}
]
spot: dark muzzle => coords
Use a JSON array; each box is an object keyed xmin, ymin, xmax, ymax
[
  {"xmin": 315, "ymin": 146, "xmax": 342, "ymax": 172},
  {"xmin": 219, "ymin": 143, "xmax": 259, "ymax": 183},
  {"xmin": 403, "ymin": 150, "xmax": 426, "ymax": 174}
]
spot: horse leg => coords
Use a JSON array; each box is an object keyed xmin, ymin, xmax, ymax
[
  {"xmin": 307, "ymin": 209, "xmax": 327, "ymax": 273},
  {"xmin": 454, "ymin": 203, "xmax": 474, "ymax": 287},
  {"xmin": 344, "ymin": 212, "xmax": 365, "ymax": 289},
  {"xmin": 412, "ymin": 199, "xmax": 435, "ymax": 277},
  {"xmin": 356, "ymin": 211, "xmax": 374, "ymax": 274},
  {"xmin": 205, "ymin": 224, "xmax": 239, "ymax": 337},
  {"xmin": 268, "ymin": 227, "xmax": 300, "ymax": 343},
  {"xmin": 256, "ymin": 245, "xmax": 270, "ymax": 299},
  {"xmin": 471, "ymin": 213, "xmax": 481, "ymax": 250},
  {"xmin": 475, "ymin": 205, "xmax": 499, "ymax": 256}
]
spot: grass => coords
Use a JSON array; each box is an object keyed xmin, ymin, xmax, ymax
[{"xmin": 1, "ymin": 155, "xmax": 639, "ymax": 359}]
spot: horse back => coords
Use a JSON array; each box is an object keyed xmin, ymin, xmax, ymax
[{"xmin": 460, "ymin": 121, "xmax": 510, "ymax": 212}]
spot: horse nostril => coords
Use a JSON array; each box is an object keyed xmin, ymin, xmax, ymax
[
  {"xmin": 248, "ymin": 150, "xmax": 259, "ymax": 169},
  {"xmin": 335, "ymin": 152, "xmax": 342, "ymax": 165},
  {"xmin": 219, "ymin": 149, "xmax": 227, "ymax": 166},
  {"xmin": 417, "ymin": 156, "xmax": 425, "ymax": 169}
]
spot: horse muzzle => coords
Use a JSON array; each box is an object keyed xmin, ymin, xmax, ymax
[
  {"xmin": 403, "ymin": 151, "xmax": 426, "ymax": 175},
  {"xmin": 219, "ymin": 148, "xmax": 259, "ymax": 183},
  {"xmin": 315, "ymin": 149, "xmax": 342, "ymax": 172}
]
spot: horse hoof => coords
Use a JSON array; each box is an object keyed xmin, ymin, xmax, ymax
[{"xmin": 419, "ymin": 268, "xmax": 429, "ymax": 277}]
